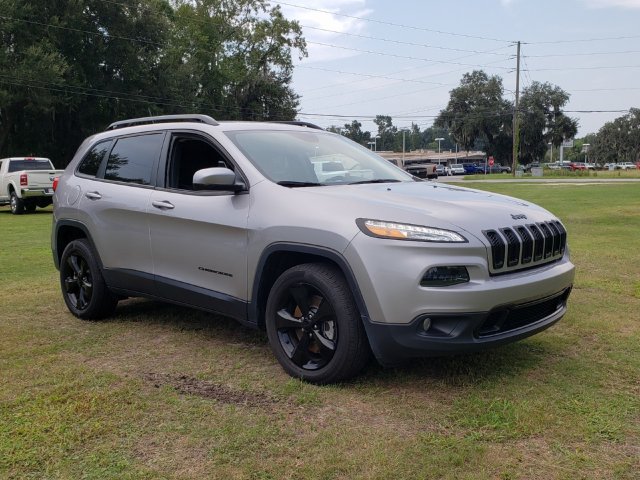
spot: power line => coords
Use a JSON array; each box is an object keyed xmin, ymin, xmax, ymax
[
  {"xmin": 0, "ymin": 15, "xmax": 164, "ymax": 47},
  {"xmin": 306, "ymin": 40, "xmax": 513, "ymax": 70},
  {"xmin": 524, "ymin": 49, "xmax": 640, "ymax": 58},
  {"xmin": 298, "ymin": 44, "xmax": 515, "ymax": 95},
  {"xmin": 274, "ymin": 1, "xmax": 516, "ymax": 43},
  {"xmin": 299, "ymin": 25, "xmax": 514, "ymax": 56},
  {"xmin": 525, "ymin": 34, "xmax": 640, "ymax": 45},
  {"xmin": 525, "ymin": 65, "xmax": 640, "ymax": 72}
]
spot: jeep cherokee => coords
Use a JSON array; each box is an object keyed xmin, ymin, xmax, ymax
[{"xmin": 51, "ymin": 115, "xmax": 575, "ymax": 383}]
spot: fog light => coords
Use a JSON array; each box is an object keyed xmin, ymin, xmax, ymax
[
  {"xmin": 421, "ymin": 266, "xmax": 469, "ymax": 287},
  {"xmin": 422, "ymin": 317, "xmax": 432, "ymax": 331}
]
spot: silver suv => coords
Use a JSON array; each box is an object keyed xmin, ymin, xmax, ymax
[{"xmin": 51, "ymin": 115, "xmax": 575, "ymax": 383}]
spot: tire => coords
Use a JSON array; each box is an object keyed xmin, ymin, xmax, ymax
[
  {"xmin": 24, "ymin": 200, "xmax": 37, "ymax": 213},
  {"xmin": 9, "ymin": 191, "xmax": 24, "ymax": 215},
  {"xmin": 60, "ymin": 239, "xmax": 118, "ymax": 320},
  {"xmin": 265, "ymin": 263, "xmax": 370, "ymax": 384}
]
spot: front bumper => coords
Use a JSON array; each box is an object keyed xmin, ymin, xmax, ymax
[
  {"xmin": 343, "ymin": 231, "xmax": 576, "ymax": 364},
  {"xmin": 362, "ymin": 287, "xmax": 571, "ymax": 365}
]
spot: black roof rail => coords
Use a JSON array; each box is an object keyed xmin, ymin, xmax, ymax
[
  {"xmin": 106, "ymin": 114, "xmax": 219, "ymax": 131},
  {"xmin": 268, "ymin": 121, "xmax": 324, "ymax": 130}
]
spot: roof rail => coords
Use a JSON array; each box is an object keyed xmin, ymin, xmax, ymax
[
  {"xmin": 268, "ymin": 121, "xmax": 324, "ymax": 130},
  {"xmin": 106, "ymin": 114, "xmax": 219, "ymax": 131}
]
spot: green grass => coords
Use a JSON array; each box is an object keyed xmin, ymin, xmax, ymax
[
  {"xmin": 1, "ymin": 185, "xmax": 639, "ymax": 479},
  {"xmin": 464, "ymin": 168, "xmax": 640, "ymax": 180}
]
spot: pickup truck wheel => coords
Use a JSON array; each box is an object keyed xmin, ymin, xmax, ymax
[
  {"xmin": 9, "ymin": 191, "xmax": 24, "ymax": 215},
  {"xmin": 60, "ymin": 239, "xmax": 117, "ymax": 320},
  {"xmin": 265, "ymin": 263, "xmax": 370, "ymax": 384},
  {"xmin": 24, "ymin": 200, "xmax": 37, "ymax": 213}
]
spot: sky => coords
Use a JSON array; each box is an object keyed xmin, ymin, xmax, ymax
[{"xmin": 274, "ymin": 0, "xmax": 640, "ymax": 137}]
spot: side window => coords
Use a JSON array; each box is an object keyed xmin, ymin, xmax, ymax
[
  {"xmin": 77, "ymin": 140, "xmax": 112, "ymax": 177},
  {"xmin": 104, "ymin": 133, "xmax": 164, "ymax": 185},
  {"xmin": 166, "ymin": 135, "xmax": 231, "ymax": 190}
]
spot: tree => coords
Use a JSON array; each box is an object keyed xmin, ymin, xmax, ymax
[
  {"xmin": 589, "ymin": 109, "xmax": 640, "ymax": 165},
  {"xmin": 434, "ymin": 70, "xmax": 512, "ymax": 162},
  {"xmin": 167, "ymin": 0, "xmax": 306, "ymax": 121},
  {"xmin": 0, "ymin": 0, "xmax": 306, "ymax": 164},
  {"xmin": 518, "ymin": 82, "xmax": 578, "ymax": 165},
  {"xmin": 342, "ymin": 120, "xmax": 371, "ymax": 146},
  {"xmin": 373, "ymin": 115, "xmax": 396, "ymax": 151}
]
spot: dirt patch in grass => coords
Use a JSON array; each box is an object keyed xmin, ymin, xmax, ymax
[{"xmin": 144, "ymin": 373, "xmax": 278, "ymax": 408}]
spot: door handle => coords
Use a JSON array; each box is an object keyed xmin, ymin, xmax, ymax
[
  {"xmin": 152, "ymin": 200, "xmax": 175, "ymax": 210},
  {"xmin": 84, "ymin": 191, "xmax": 102, "ymax": 200}
]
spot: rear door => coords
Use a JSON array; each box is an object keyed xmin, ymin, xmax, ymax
[
  {"xmin": 77, "ymin": 133, "xmax": 165, "ymax": 289},
  {"xmin": 147, "ymin": 131, "xmax": 250, "ymax": 317}
]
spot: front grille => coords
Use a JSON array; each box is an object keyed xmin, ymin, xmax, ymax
[
  {"xmin": 477, "ymin": 288, "xmax": 571, "ymax": 337},
  {"xmin": 483, "ymin": 220, "xmax": 567, "ymax": 275}
]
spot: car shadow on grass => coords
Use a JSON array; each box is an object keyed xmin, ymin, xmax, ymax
[{"xmin": 107, "ymin": 297, "xmax": 556, "ymax": 387}]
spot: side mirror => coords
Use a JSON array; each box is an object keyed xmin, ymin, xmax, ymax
[{"xmin": 193, "ymin": 167, "xmax": 246, "ymax": 192}]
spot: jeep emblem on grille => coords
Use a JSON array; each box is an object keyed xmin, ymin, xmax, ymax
[{"xmin": 511, "ymin": 214, "xmax": 527, "ymax": 220}]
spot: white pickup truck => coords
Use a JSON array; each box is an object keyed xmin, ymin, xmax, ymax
[{"xmin": 0, "ymin": 157, "xmax": 63, "ymax": 214}]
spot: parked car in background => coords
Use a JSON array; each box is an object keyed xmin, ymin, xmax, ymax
[
  {"xmin": 616, "ymin": 162, "xmax": 638, "ymax": 170},
  {"xmin": 569, "ymin": 162, "xmax": 588, "ymax": 171},
  {"xmin": 435, "ymin": 164, "xmax": 446, "ymax": 176},
  {"xmin": 404, "ymin": 162, "xmax": 438, "ymax": 179},
  {"xmin": 483, "ymin": 164, "xmax": 511, "ymax": 174},
  {"xmin": 523, "ymin": 162, "xmax": 540, "ymax": 173},
  {"xmin": 0, "ymin": 157, "xmax": 63, "ymax": 214},
  {"xmin": 449, "ymin": 164, "xmax": 465, "ymax": 175},
  {"xmin": 462, "ymin": 163, "xmax": 482, "ymax": 174}
]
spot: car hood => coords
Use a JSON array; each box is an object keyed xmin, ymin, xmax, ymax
[{"xmin": 295, "ymin": 181, "xmax": 558, "ymax": 241}]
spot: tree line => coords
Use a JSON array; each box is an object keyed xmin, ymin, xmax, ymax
[
  {"xmin": 0, "ymin": 0, "xmax": 306, "ymax": 165},
  {"xmin": 2, "ymin": 0, "xmax": 636, "ymax": 167},
  {"xmin": 330, "ymin": 70, "xmax": 639, "ymax": 166},
  {"xmin": 330, "ymin": 70, "xmax": 581, "ymax": 167}
]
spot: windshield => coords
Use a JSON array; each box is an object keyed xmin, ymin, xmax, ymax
[
  {"xmin": 8, "ymin": 159, "xmax": 53, "ymax": 172},
  {"xmin": 225, "ymin": 130, "xmax": 413, "ymax": 185}
]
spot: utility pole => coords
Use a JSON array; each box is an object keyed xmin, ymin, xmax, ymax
[{"xmin": 511, "ymin": 41, "xmax": 521, "ymax": 176}]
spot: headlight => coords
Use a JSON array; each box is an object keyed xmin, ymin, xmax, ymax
[{"xmin": 356, "ymin": 219, "xmax": 467, "ymax": 243}]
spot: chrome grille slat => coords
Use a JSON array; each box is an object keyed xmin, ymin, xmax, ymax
[{"xmin": 485, "ymin": 221, "xmax": 567, "ymax": 276}]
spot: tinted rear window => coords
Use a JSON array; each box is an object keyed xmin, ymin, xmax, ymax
[
  {"xmin": 8, "ymin": 159, "xmax": 53, "ymax": 172},
  {"xmin": 104, "ymin": 134, "xmax": 164, "ymax": 185}
]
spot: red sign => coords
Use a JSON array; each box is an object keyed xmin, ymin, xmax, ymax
[{"xmin": 488, "ymin": 156, "xmax": 495, "ymax": 166}]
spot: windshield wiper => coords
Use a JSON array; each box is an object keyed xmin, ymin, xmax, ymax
[
  {"xmin": 277, "ymin": 180, "xmax": 324, "ymax": 187},
  {"xmin": 347, "ymin": 179, "xmax": 402, "ymax": 185}
]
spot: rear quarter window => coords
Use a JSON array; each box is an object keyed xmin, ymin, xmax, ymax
[{"xmin": 77, "ymin": 140, "xmax": 113, "ymax": 177}]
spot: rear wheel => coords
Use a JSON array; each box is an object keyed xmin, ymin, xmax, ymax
[
  {"xmin": 265, "ymin": 263, "xmax": 370, "ymax": 384},
  {"xmin": 60, "ymin": 239, "xmax": 118, "ymax": 319},
  {"xmin": 9, "ymin": 191, "xmax": 24, "ymax": 215},
  {"xmin": 24, "ymin": 200, "xmax": 37, "ymax": 213}
]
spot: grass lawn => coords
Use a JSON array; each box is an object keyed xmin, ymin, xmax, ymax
[
  {"xmin": 464, "ymin": 169, "xmax": 640, "ymax": 181},
  {"xmin": 1, "ymin": 184, "xmax": 639, "ymax": 479}
]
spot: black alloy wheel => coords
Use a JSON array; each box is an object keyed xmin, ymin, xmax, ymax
[
  {"xmin": 274, "ymin": 282, "xmax": 338, "ymax": 371},
  {"xmin": 63, "ymin": 253, "xmax": 93, "ymax": 311},
  {"xmin": 60, "ymin": 239, "xmax": 118, "ymax": 319},
  {"xmin": 265, "ymin": 263, "xmax": 370, "ymax": 383}
]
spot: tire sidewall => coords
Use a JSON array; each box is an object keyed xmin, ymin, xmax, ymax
[
  {"xmin": 265, "ymin": 265, "xmax": 362, "ymax": 383},
  {"xmin": 60, "ymin": 239, "xmax": 113, "ymax": 319},
  {"xmin": 10, "ymin": 192, "xmax": 24, "ymax": 215}
]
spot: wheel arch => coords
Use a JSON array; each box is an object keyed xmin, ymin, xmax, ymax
[
  {"xmin": 250, "ymin": 243, "xmax": 371, "ymax": 330},
  {"xmin": 53, "ymin": 220, "xmax": 103, "ymax": 270}
]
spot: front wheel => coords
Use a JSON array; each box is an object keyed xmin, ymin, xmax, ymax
[
  {"xmin": 265, "ymin": 263, "xmax": 370, "ymax": 384},
  {"xmin": 60, "ymin": 239, "xmax": 118, "ymax": 319}
]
